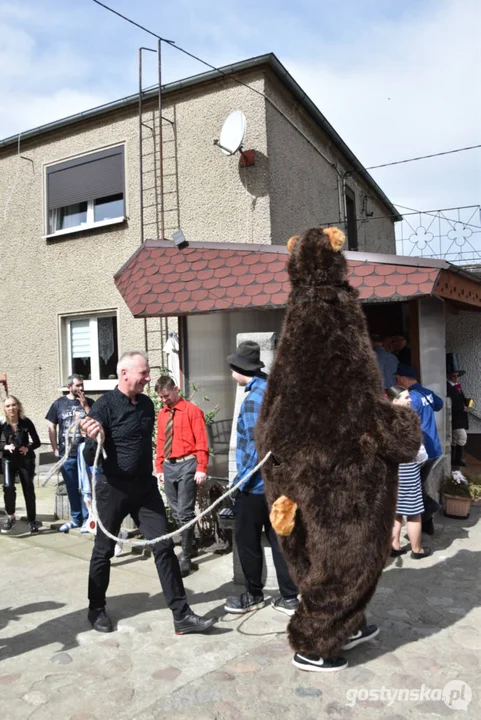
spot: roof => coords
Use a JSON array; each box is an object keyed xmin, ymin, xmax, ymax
[
  {"xmin": 114, "ymin": 240, "xmax": 481, "ymax": 317},
  {"xmin": 0, "ymin": 53, "xmax": 400, "ymax": 220}
]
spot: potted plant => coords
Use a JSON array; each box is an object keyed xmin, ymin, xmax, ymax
[{"xmin": 442, "ymin": 471, "xmax": 472, "ymax": 518}]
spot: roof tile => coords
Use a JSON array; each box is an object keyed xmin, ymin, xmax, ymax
[{"xmin": 115, "ymin": 243, "xmax": 443, "ymax": 318}]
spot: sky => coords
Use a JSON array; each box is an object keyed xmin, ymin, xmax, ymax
[{"xmin": 1, "ymin": 0, "xmax": 480, "ymax": 252}]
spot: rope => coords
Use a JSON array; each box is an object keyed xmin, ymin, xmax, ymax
[
  {"xmin": 89, "ymin": 436, "xmax": 272, "ymax": 546},
  {"xmin": 44, "ymin": 418, "xmax": 272, "ymax": 547}
]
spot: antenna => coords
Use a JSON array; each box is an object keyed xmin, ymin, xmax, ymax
[{"xmin": 214, "ymin": 110, "xmax": 246, "ymax": 156}]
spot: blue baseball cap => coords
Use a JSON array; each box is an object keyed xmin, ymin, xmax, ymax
[{"xmin": 396, "ymin": 363, "xmax": 418, "ymax": 379}]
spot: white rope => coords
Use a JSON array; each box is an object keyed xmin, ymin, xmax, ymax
[
  {"xmin": 42, "ymin": 416, "xmax": 272, "ymax": 546},
  {"xmin": 88, "ymin": 436, "xmax": 271, "ymax": 547},
  {"xmin": 42, "ymin": 418, "xmax": 83, "ymax": 486}
]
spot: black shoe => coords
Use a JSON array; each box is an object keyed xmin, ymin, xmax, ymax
[
  {"xmin": 1, "ymin": 517, "xmax": 16, "ymax": 533},
  {"xmin": 29, "ymin": 521, "xmax": 39, "ymax": 534},
  {"xmin": 342, "ymin": 624, "xmax": 379, "ymax": 650},
  {"xmin": 459, "ymin": 460, "xmax": 468, "ymax": 467},
  {"xmin": 174, "ymin": 612, "xmax": 217, "ymax": 635},
  {"xmin": 88, "ymin": 608, "xmax": 113, "ymax": 633},
  {"xmin": 179, "ymin": 554, "xmax": 192, "ymax": 578},
  {"xmin": 271, "ymin": 596, "xmax": 300, "ymax": 616},
  {"xmin": 292, "ymin": 653, "xmax": 348, "ymax": 672},
  {"xmin": 411, "ymin": 547, "xmax": 432, "ymax": 560},
  {"xmin": 390, "ymin": 546, "xmax": 409, "ymax": 557},
  {"xmin": 224, "ymin": 592, "xmax": 265, "ymax": 614},
  {"xmin": 422, "ymin": 517, "xmax": 435, "ymax": 536}
]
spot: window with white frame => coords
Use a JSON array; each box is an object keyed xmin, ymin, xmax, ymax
[
  {"xmin": 46, "ymin": 146, "xmax": 125, "ymax": 236},
  {"xmin": 65, "ymin": 313, "xmax": 119, "ymax": 389}
]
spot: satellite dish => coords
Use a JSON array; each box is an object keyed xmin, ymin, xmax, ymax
[{"xmin": 217, "ymin": 110, "xmax": 246, "ymax": 156}]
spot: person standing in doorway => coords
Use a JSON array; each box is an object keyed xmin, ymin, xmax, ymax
[
  {"xmin": 371, "ymin": 334, "xmax": 398, "ymax": 390},
  {"xmin": 81, "ymin": 351, "xmax": 215, "ymax": 635},
  {"xmin": 224, "ymin": 341, "xmax": 299, "ymax": 616},
  {"xmin": 395, "ymin": 364, "xmax": 443, "ymax": 536},
  {"xmin": 1, "ymin": 396, "xmax": 41, "ymax": 534},
  {"xmin": 446, "ymin": 352, "xmax": 469, "ymax": 468},
  {"xmin": 155, "ymin": 376, "xmax": 209, "ymax": 578},
  {"xmin": 46, "ymin": 374, "xmax": 94, "ymax": 532}
]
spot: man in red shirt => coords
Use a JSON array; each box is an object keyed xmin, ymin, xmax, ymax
[{"xmin": 155, "ymin": 376, "xmax": 209, "ymax": 577}]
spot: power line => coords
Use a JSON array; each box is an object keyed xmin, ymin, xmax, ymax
[
  {"xmin": 92, "ymin": 0, "xmax": 341, "ymax": 175},
  {"xmin": 92, "ymin": 1, "xmax": 480, "ymax": 234},
  {"xmin": 366, "ymin": 145, "xmax": 481, "ymax": 170}
]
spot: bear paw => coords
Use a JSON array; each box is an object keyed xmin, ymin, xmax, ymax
[{"xmin": 270, "ymin": 495, "xmax": 298, "ymax": 536}]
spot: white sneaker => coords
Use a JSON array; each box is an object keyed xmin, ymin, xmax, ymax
[{"xmin": 114, "ymin": 529, "xmax": 128, "ymax": 557}]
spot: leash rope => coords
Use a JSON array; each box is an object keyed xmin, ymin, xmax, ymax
[
  {"xmin": 89, "ymin": 436, "xmax": 272, "ymax": 546},
  {"xmin": 42, "ymin": 418, "xmax": 272, "ymax": 547}
]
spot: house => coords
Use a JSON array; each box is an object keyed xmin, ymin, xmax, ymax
[{"xmin": 0, "ymin": 53, "xmax": 401, "ymax": 458}]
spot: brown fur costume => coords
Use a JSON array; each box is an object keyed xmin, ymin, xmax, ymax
[{"xmin": 256, "ymin": 227, "xmax": 421, "ymax": 659}]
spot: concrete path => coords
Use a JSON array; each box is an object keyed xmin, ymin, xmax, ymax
[{"xmin": 1, "ymin": 485, "xmax": 480, "ymax": 719}]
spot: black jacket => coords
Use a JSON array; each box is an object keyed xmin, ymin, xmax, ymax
[
  {"xmin": 0, "ymin": 417, "xmax": 41, "ymax": 463},
  {"xmin": 447, "ymin": 382, "xmax": 469, "ymax": 431}
]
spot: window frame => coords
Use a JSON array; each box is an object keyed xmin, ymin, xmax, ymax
[
  {"xmin": 60, "ymin": 310, "xmax": 119, "ymax": 391},
  {"xmin": 44, "ymin": 145, "xmax": 127, "ymax": 239},
  {"xmin": 345, "ymin": 185, "xmax": 359, "ymax": 251}
]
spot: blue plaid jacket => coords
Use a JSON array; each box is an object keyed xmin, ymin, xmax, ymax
[{"xmin": 236, "ymin": 375, "xmax": 268, "ymax": 493}]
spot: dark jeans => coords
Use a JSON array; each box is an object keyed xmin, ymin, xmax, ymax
[
  {"xmin": 61, "ymin": 456, "xmax": 88, "ymax": 527},
  {"xmin": 163, "ymin": 457, "xmax": 197, "ymax": 526},
  {"xmin": 88, "ymin": 475, "xmax": 190, "ymax": 620},
  {"xmin": 3, "ymin": 458, "xmax": 37, "ymax": 522},
  {"xmin": 234, "ymin": 491, "xmax": 298, "ymax": 599}
]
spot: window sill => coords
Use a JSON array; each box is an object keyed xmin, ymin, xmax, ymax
[
  {"xmin": 43, "ymin": 217, "xmax": 126, "ymax": 239},
  {"xmin": 59, "ymin": 380, "xmax": 117, "ymax": 393}
]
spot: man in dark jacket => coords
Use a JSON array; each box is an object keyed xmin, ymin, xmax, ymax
[{"xmin": 446, "ymin": 353, "xmax": 469, "ymax": 468}]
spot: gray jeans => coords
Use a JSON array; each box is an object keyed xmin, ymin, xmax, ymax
[{"xmin": 163, "ymin": 457, "xmax": 197, "ymax": 526}]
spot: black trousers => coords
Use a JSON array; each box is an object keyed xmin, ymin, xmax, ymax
[
  {"xmin": 234, "ymin": 491, "xmax": 298, "ymax": 599},
  {"xmin": 3, "ymin": 458, "xmax": 37, "ymax": 522},
  {"xmin": 88, "ymin": 475, "xmax": 190, "ymax": 620},
  {"xmin": 420, "ymin": 459, "xmax": 440, "ymax": 520}
]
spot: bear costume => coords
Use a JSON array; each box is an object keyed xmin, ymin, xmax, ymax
[{"xmin": 256, "ymin": 226, "xmax": 421, "ymax": 664}]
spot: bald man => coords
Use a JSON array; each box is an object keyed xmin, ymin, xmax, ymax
[{"xmin": 81, "ymin": 351, "xmax": 216, "ymax": 636}]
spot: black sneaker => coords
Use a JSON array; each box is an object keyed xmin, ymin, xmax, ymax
[
  {"xmin": 174, "ymin": 613, "xmax": 217, "ymax": 635},
  {"xmin": 88, "ymin": 608, "xmax": 113, "ymax": 633},
  {"xmin": 1, "ymin": 517, "xmax": 16, "ymax": 533},
  {"xmin": 342, "ymin": 624, "xmax": 379, "ymax": 650},
  {"xmin": 271, "ymin": 596, "xmax": 300, "ymax": 616},
  {"xmin": 29, "ymin": 521, "xmax": 39, "ymax": 534},
  {"xmin": 224, "ymin": 592, "xmax": 265, "ymax": 614},
  {"xmin": 292, "ymin": 653, "xmax": 348, "ymax": 672}
]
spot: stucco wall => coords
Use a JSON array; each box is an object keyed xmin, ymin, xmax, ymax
[
  {"xmin": 446, "ymin": 307, "xmax": 481, "ymax": 433},
  {"xmin": 264, "ymin": 74, "xmax": 396, "ymax": 252},
  {"xmin": 0, "ymin": 66, "xmax": 398, "ymax": 445}
]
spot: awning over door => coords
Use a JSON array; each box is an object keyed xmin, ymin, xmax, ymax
[{"xmin": 114, "ymin": 240, "xmax": 481, "ymax": 317}]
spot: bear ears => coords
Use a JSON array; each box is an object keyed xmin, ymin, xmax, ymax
[{"xmin": 287, "ymin": 227, "xmax": 345, "ymax": 254}]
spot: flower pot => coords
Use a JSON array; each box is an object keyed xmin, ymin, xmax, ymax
[{"xmin": 442, "ymin": 493, "xmax": 471, "ymax": 519}]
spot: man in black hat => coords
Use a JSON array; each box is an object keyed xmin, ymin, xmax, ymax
[
  {"xmin": 224, "ymin": 341, "xmax": 299, "ymax": 616},
  {"xmin": 446, "ymin": 353, "xmax": 469, "ymax": 468}
]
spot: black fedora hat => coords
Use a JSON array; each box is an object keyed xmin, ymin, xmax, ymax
[
  {"xmin": 227, "ymin": 341, "xmax": 265, "ymax": 374},
  {"xmin": 446, "ymin": 352, "xmax": 465, "ymax": 376}
]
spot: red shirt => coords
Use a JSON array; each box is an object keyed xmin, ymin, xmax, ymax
[{"xmin": 155, "ymin": 398, "xmax": 209, "ymax": 473}]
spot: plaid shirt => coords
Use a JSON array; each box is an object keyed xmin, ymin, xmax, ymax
[{"xmin": 236, "ymin": 375, "xmax": 268, "ymax": 493}]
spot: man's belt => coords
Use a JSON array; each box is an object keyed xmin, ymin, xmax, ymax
[{"xmin": 164, "ymin": 454, "xmax": 196, "ymax": 464}]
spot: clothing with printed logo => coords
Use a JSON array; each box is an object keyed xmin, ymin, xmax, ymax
[
  {"xmin": 408, "ymin": 383, "xmax": 443, "ymax": 459},
  {"xmin": 46, "ymin": 396, "xmax": 94, "ymax": 457}
]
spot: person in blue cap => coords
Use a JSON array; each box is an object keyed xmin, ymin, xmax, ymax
[{"xmin": 395, "ymin": 364, "xmax": 444, "ymax": 535}]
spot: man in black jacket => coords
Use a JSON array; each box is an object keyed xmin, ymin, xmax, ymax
[
  {"xmin": 446, "ymin": 353, "xmax": 469, "ymax": 468},
  {"xmin": 81, "ymin": 350, "xmax": 216, "ymax": 636}
]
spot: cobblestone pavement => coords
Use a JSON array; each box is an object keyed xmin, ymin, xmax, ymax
[{"xmin": 1, "ymin": 485, "xmax": 480, "ymax": 719}]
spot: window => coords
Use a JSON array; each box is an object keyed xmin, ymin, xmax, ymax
[
  {"xmin": 65, "ymin": 313, "xmax": 119, "ymax": 390},
  {"xmin": 345, "ymin": 186, "xmax": 358, "ymax": 251},
  {"xmin": 46, "ymin": 146, "xmax": 125, "ymax": 236}
]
